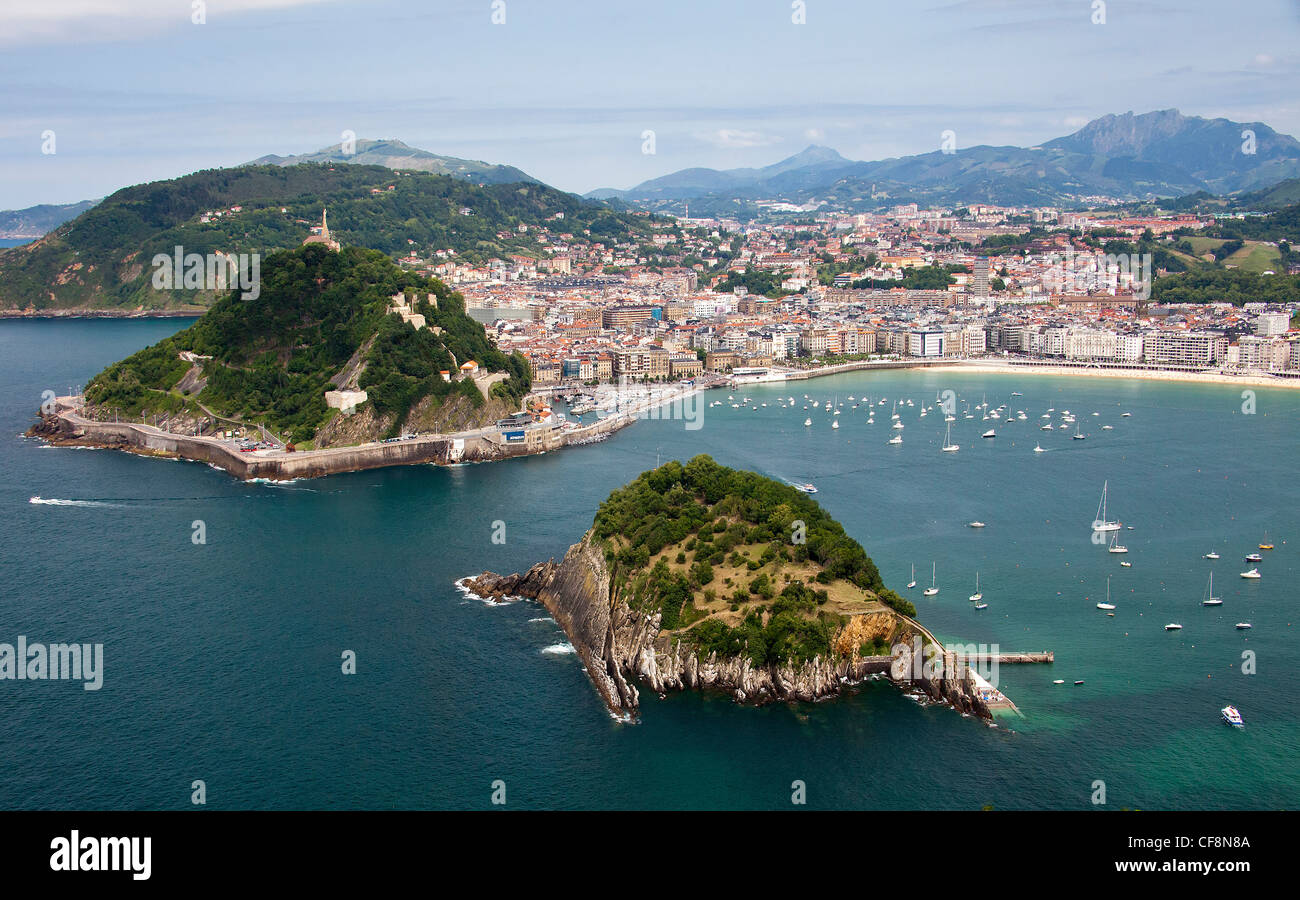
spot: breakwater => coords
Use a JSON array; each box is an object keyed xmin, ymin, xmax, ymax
[{"xmin": 29, "ymin": 399, "xmax": 635, "ymax": 481}]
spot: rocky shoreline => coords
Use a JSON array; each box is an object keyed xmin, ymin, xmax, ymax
[{"xmin": 460, "ymin": 531, "xmax": 995, "ymax": 722}]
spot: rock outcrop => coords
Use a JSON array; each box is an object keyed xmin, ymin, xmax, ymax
[{"xmin": 461, "ymin": 531, "xmax": 993, "ymax": 721}]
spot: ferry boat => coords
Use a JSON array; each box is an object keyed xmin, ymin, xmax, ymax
[
  {"xmin": 1165, "ymin": 623, "xmax": 1183, "ymax": 631},
  {"xmin": 923, "ymin": 562, "xmax": 939, "ymax": 596},
  {"xmin": 1221, "ymin": 705, "xmax": 1244, "ymax": 728},
  {"xmin": 1092, "ymin": 481, "xmax": 1122, "ymax": 532},
  {"xmin": 1240, "ymin": 567, "xmax": 1261, "ymax": 579}
]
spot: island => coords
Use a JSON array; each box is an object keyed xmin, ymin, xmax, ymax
[
  {"xmin": 27, "ymin": 243, "xmax": 658, "ymax": 478},
  {"xmin": 461, "ymin": 455, "xmax": 1036, "ymax": 721}
]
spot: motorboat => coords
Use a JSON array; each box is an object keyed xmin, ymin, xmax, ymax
[
  {"xmin": 1221, "ymin": 705, "xmax": 1244, "ymax": 728},
  {"xmin": 1240, "ymin": 568, "xmax": 1261, "ymax": 579}
]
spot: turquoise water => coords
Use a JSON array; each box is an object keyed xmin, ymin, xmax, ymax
[{"xmin": 2, "ymin": 318, "xmax": 1297, "ymax": 809}]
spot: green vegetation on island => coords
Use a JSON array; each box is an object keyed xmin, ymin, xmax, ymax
[
  {"xmin": 590, "ymin": 455, "xmax": 914, "ymax": 667},
  {"xmin": 85, "ymin": 244, "xmax": 530, "ymax": 444}
]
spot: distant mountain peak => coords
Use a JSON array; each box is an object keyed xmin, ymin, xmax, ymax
[{"xmin": 245, "ymin": 139, "xmax": 540, "ymax": 186}]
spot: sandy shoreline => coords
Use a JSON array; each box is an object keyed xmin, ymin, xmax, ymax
[{"xmin": 928, "ymin": 361, "xmax": 1300, "ymax": 390}]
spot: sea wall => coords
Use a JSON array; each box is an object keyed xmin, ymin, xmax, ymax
[
  {"xmin": 462, "ymin": 531, "xmax": 993, "ymax": 720},
  {"xmin": 28, "ymin": 409, "xmax": 569, "ymax": 480}
]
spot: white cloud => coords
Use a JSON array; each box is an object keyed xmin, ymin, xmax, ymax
[
  {"xmin": 697, "ymin": 128, "xmax": 782, "ymax": 149},
  {"xmin": 0, "ymin": 0, "xmax": 334, "ymax": 46}
]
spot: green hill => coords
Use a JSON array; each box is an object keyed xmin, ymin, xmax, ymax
[
  {"xmin": 85, "ymin": 244, "xmax": 530, "ymax": 445},
  {"xmin": 593, "ymin": 455, "xmax": 915, "ymax": 665},
  {"xmin": 0, "ymin": 163, "xmax": 653, "ymax": 312}
]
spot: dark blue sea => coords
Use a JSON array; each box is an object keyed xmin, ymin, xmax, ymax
[{"xmin": 2, "ymin": 318, "xmax": 1296, "ymax": 809}]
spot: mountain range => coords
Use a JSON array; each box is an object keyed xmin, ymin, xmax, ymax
[
  {"xmin": 0, "ymin": 200, "xmax": 100, "ymax": 239},
  {"xmin": 247, "ymin": 139, "xmax": 539, "ymax": 185},
  {"xmin": 589, "ymin": 110, "xmax": 1300, "ymax": 212}
]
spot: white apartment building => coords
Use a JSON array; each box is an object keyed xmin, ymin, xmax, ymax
[
  {"xmin": 908, "ymin": 329, "xmax": 945, "ymax": 357},
  {"xmin": 1116, "ymin": 333, "xmax": 1144, "ymax": 361},
  {"xmin": 1145, "ymin": 332, "xmax": 1228, "ymax": 367},
  {"xmin": 1254, "ymin": 311, "xmax": 1291, "ymax": 337},
  {"xmin": 1066, "ymin": 328, "xmax": 1118, "ymax": 361}
]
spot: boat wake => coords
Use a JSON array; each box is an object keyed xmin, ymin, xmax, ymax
[
  {"xmin": 540, "ymin": 641, "xmax": 576, "ymax": 656},
  {"xmin": 28, "ymin": 496, "xmax": 125, "ymax": 508}
]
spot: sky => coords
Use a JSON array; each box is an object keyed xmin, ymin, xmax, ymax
[{"xmin": 0, "ymin": 0, "xmax": 1298, "ymax": 209}]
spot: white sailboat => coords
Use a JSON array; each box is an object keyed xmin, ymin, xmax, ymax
[
  {"xmin": 941, "ymin": 423, "xmax": 959, "ymax": 453},
  {"xmin": 1097, "ymin": 576, "xmax": 1115, "ymax": 610},
  {"xmin": 1201, "ymin": 572, "xmax": 1222, "ymax": 606},
  {"xmin": 907, "ymin": 564, "xmax": 917, "ymax": 589},
  {"xmin": 1092, "ymin": 480, "xmax": 1122, "ymax": 532},
  {"xmin": 1107, "ymin": 532, "xmax": 1128, "ymax": 554},
  {"xmin": 923, "ymin": 562, "xmax": 939, "ymax": 596},
  {"xmin": 969, "ymin": 573, "xmax": 983, "ymax": 603}
]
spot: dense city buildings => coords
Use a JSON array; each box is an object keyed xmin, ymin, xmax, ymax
[{"xmin": 392, "ymin": 202, "xmax": 1299, "ymax": 386}]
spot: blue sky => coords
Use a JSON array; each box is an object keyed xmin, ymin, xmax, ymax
[{"xmin": 1, "ymin": 0, "xmax": 1298, "ymax": 208}]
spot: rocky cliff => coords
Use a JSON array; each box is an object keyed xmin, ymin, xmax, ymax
[{"xmin": 461, "ymin": 530, "xmax": 993, "ymax": 721}]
